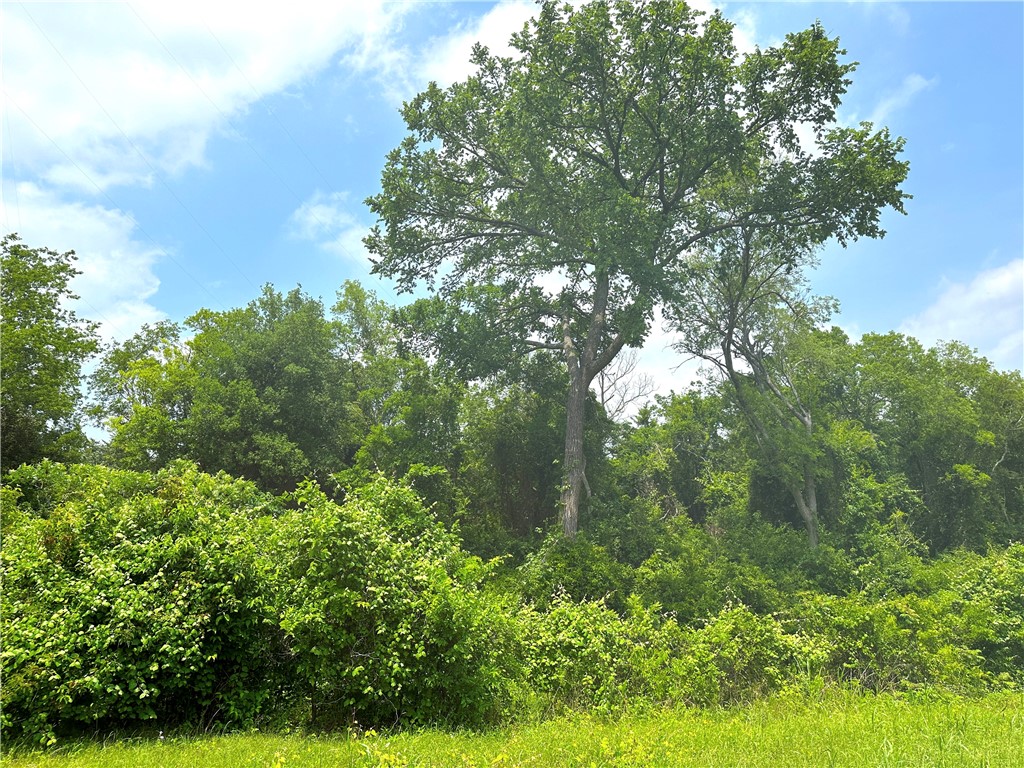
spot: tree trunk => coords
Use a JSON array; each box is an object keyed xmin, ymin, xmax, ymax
[
  {"xmin": 791, "ymin": 464, "xmax": 820, "ymax": 548},
  {"xmin": 556, "ymin": 270, "xmax": 627, "ymax": 538},
  {"xmin": 560, "ymin": 366, "xmax": 588, "ymax": 538}
]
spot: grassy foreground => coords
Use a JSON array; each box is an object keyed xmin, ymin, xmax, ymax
[{"xmin": 4, "ymin": 692, "xmax": 1021, "ymax": 768}]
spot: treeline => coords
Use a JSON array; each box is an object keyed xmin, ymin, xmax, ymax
[
  {"xmin": 2, "ymin": 234, "xmax": 1023, "ymax": 744},
  {"xmin": 6, "ymin": 237, "xmax": 1019, "ymax": 556}
]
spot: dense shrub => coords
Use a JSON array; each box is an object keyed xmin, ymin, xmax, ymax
[
  {"xmin": 782, "ymin": 545, "xmax": 1024, "ymax": 694},
  {"xmin": 961, "ymin": 545, "xmax": 1024, "ymax": 682},
  {"xmin": 515, "ymin": 595, "xmax": 722, "ymax": 714},
  {"xmin": 517, "ymin": 533, "xmax": 633, "ymax": 613},
  {"xmin": 268, "ymin": 477, "xmax": 519, "ymax": 729},
  {"xmin": 790, "ymin": 590, "xmax": 992, "ymax": 693},
  {"xmin": 688, "ymin": 605, "xmax": 810, "ymax": 704},
  {"xmin": 4, "ymin": 461, "xmax": 1020, "ymax": 747},
  {"xmin": 1, "ymin": 462, "xmax": 282, "ymax": 744},
  {"xmin": 1, "ymin": 464, "xmax": 522, "ymax": 742},
  {"xmin": 913, "ymin": 545, "xmax": 1024, "ymax": 683}
]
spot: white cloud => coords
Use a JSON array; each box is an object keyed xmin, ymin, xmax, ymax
[
  {"xmin": 724, "ymin": 5, "xmax": 759, "ymax": 57},
  {"xmin": 2, "ymin": 0, "xmax": 413, "ymax": 192},
  {"xmin": 289, "ymin": 190, "xmax": 371, "ymax": 265},
  {"xmin": 854, "ymin": 1, "xmax": 911, "ymax": 37},
  {"xmin": 900, "ymin": 258, "xmax": 1024, "ymax": 372},
  {"xmin": 419, "ymin": 1, "xmax": 537, "ymax": 88},
  {"xmin": 868, "ymin": 73, "xmax": 937, "ymax": 126},
  {"xmin": 1, "ymin": 0, "xmax": 414, "ymax": 343},
  {"xmin": 417, "ymin": 0, "xmax": 750, "ymax": 92},
  {"xmin": 2, "ymin": 183, "xmax": 165, "ymax": 342}
]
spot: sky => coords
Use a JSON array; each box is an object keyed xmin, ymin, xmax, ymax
[{"xmin": 2, "ymin": 0, "xmax": 1022, "ymax": 404}]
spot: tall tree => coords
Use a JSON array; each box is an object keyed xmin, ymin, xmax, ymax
[
  {"xmin": 365, "ymin": 0, "xmax": 909, "ymax": 536},
  {"xmin": 852, "ymin": 333, "xmax": 1024, "ymax": 552},
  {"xmin": 1, "ymin": 234, "xmax": 99, "ymax": 470},
  {"xmin": 668, "ymin": 224, "xmax": 838, "ymax": 546},
  {"xmin": 90, "ymin": 286, "xmax": 362, "ymax": 492}
]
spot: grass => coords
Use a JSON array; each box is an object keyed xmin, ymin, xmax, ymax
[{"xmin": 4, "ymin": 691, "xmax": 1022, "ymax": 767}]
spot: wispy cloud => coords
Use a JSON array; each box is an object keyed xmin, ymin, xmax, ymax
[
  {"xmin": 3, "ymin": 184, "xmax": 165, "ymax": 342},
  {"xmin": 3, "ymin": 1, "xmax": 415, "ymax": 192},
  {"xmin": 289, "ymin": 191, "xmax": 371, "ymax": 265},
  {"xmin": 900, "ymin": 258, "xmax": 1024, "ymax": 372},
  {"xmin": 1, "ymin": 0, "xmax": 414, "ymax": 342},
  {"xmin": 856, "ymin": 1, "xmax": 911, "ymax": 37},
  {"xmin": 869, "ymin": 73, "xmax": 938, "ymax": 126},
  {"xmin": 413, "ymin": 0, "xmax": 753, "ymax": 94},
  {"xmin": 418, "ymin": 0, "xmax": 536, "ymax": 89}
]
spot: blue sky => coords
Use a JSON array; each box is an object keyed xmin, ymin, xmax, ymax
[{"xmin": 3, "ymin": 0, "xmax": 1022, "ymax": 399}]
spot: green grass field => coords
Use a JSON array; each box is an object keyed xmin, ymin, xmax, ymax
[{"xmin": 4, "ymin": 692, "xmax": 1021, "ymax": 767}]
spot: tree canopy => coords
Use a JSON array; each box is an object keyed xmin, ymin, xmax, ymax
[
  {"xmin": 90, "ymin": 285, "xmax": 362, "ymax": 492},
  {"xmin": 1, "ymin": 234, "xmax": 99, "ymax": 470},
  {"xmin": 366, "ymin": 0, "xmax": 909, "ymax": 536}
]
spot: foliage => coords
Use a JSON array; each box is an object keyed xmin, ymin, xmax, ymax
[
  {"xmin": 0, "ymin": 462, "xmax": 282, "ymax": 745},
  {"xmin": 457, "ymin": 359, "xmax": 567, "ymax": 539},
  {"xmin": 366, "ymin": 0, "xmax": 909, "ymax": 536},
  {"xmin": 90, "ymin": 286, "xmax": 363, "ymax": 493},
  {"xmin": 851, "ymin": 334, "xmax": 1024, "ymax": 552},
  {"xmin": 518, "ymin": 533, "xmax": 634, "ymax": 613},
  {"xmin": 4, "ymin": 459, "xmax": 1023, "ymax": 748},
  {"xmin": 1, "ymin": 235, "xmax": 99, "ymax": 470},
  {"xmin": 0, "ymin": 464, "xmax": 519, "ymax": 742},
  {"xmin": 266, "ymin": 476, "xmax": 519, "ymax": 729}
]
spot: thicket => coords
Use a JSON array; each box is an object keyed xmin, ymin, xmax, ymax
[
  {"xmin": 4, "ymin": 248, "xmax": 1023, "ymax": 749},
  {"xmin": 3, "ymin": 461, "xmax": 1022, "ymax": 746}
]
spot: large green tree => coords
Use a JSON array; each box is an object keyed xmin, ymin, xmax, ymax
[
  {"xmin": 366, "ymin": 0, "xmax": 909, "ymax": 537},
  {"xmin": 1, "ymin": 234, "xmax": 99, "ymax": 470},
  {"xmin": 851, "ymin": 334, "xmax": 1024, "ymax": 552},
  {"xmin": 90, "ymin": 286, "xmax": 362, "ymax": 492}
]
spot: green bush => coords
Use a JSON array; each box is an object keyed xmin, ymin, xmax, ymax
[
  {"xmin": 921, "ymin": 545, "xmax": 1024, "ymax": 683},
  {"xmin": 268, "ymin": 476, "xmax": 518, "ymax": 729},
  {"xmin": 5, "ymin": 461, "xmax": 1018, "ymax": 746},
  {"xmin": 688, "ymin": 604, "xmax": 809, "ymax": 704},
  {"xmin": 517, "ymin": 533, "xmax": 633, "ymax": 613},
  {"xmin": 790, "ymin": 590, "xmax": 990, "ymax": 693},
  {"xmin": 1, "ymin": 461, "xmax": 282, "ymax": 744},
  {"xmin": 516, "ymin": 595, "xmax": 711, "ymax": 714},
  {"xmin": 1, "ymin": 464, "xmax": 523, "ymax": 742}
]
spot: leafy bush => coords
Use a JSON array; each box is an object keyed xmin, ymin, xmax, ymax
[
  {"xmin": 5, "ymin": 461, "xmax": 1019, "ymax": 747},
  {"xmin": 1, "ymin": 461, "xmax": 282, "ymax": 744},
  {"xmin": 515, "ymin": 595, "xmax": 714, "ymax": 714},
  {"xmin": 917, "ymin": 545, "xmax": 1024, "ymax": 683},
  {"xmin": 268, "ymin": 476, "xmax": 518, "ymax": 729},
  {"xmin": 517, "ymin": 533, "xmax": 634, "ymax": 613},
  {"xmin": 688, "ymin": 604, "xmax": 810, "ymax": 704},
  {"xmin": 790, "ymin": 590, "xmax": 991, "ymax": 693},
  {"xmin": 1, "ymin": 464, "xmax": 523, "ymax": 742}
]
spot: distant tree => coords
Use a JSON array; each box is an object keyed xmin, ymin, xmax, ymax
[
  {"xmin": 669, "ymin": 225, "xmax": 839, "ymax": 547},
  {"xmin": 366, "ymin": 0, "xmax": 909, "ymax": 537},
  {"xmin": 330, "ymin": 281, "xmax": 468, "ymax": 506},
  {"xmin": 90, "ymin": 286, "xmax": 362, "ymax": 493},
  {"xmin": 611, "ymin": 390, "xmax": 725, "ymax": 525},
  {"xmin": 852, "ymin": 334, "xmax": 1024, "ymax": 552},
  {"xmin": 1, "ymin": 234, "xmax": 98, "ymax": 470}
]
